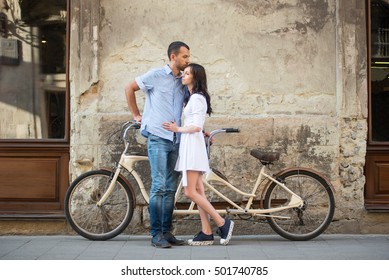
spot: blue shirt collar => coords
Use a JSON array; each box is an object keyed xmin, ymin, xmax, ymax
[
  {"xmin": 164, "ymin": 64, "xmax": 172, "ymax": 75},
  {"xmin": 164, "ymin": 64, "xmax": 182, "ymax": 78}
]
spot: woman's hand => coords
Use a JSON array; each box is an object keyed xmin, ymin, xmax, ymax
[{"xmin": 162, "ymin": 121, "xmax": 178, "ymax": 132}]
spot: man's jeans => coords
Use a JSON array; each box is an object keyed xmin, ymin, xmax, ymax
[{"xmin": 147, "ymin": 134, "xmax": 180, "ymax": 237}]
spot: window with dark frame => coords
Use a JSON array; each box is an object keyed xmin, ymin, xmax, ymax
[
  {"xmin": 371, "ymin": 0, "xmax": 389, "ymax": 142},
  {"xmin": 0, "ymin": 0, "xmax": 67, "ymax": 140}
]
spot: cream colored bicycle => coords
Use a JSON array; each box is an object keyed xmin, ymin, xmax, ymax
[{"xmin": 65, "ymin": 121, "xmax": 335, "ymax": 241}]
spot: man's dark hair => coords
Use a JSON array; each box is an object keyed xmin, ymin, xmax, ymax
[{"xmin": 167, "ymin": 41, "xmax": 190, "ymax": 60}]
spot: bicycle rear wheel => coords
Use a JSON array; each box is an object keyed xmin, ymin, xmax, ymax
[
  {"xmin": 264, "ymin": 169, "xmax": 335, "ymax": 241},
  {"xmin": 65, "ymin": 169, "xmax": 134, "ymax": 240}
]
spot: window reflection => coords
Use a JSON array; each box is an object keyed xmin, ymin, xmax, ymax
[
  {"xmin": 371, "ymin": 0, "xmax": 389, "ymax": 142},
  {"xmin": 0, "ymin": 0, "xmax": 66, "ymax": 139}
]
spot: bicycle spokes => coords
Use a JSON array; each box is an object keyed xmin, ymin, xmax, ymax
[
  {"xmin": 65, "ymin": 170, "xmax": 134, "ymax": 240},
  {"xmin": 264, "ymin": 169, "xmax": 335, "ymax": 241}
]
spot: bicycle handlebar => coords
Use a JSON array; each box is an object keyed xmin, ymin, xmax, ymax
[
  {"xmin": 121, "ymin": 121, "xmax": 239, "ymax": 159},
  {"xmin": 208, "ymin": 127, "xmax": 240, "ymax": 139},
  {"xmin": 121, "ymin": 121, "xmax": 141, "ymax": 140},
  {"xmin": 224, "ymin": 128, "xmax": 240, "ymax": 133},
  {"xmin": 206, "ymin": 127, "xmax": 240, "ymax": 158},
  {"xmin": 123, "ymin": 122, "xmax": 239, "ymax": 138}
]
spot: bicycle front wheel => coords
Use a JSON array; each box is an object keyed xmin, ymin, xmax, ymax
[
  {"xmin": 264, "ymin": 169, "xmax": 335, "ymax": 241},
  {"xmin": 65, "ymin": 169, "xmax": 134, "ymax": 241}
]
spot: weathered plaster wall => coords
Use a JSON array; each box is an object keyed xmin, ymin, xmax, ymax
[{"xmin": 69, "ymin": 0, "xmax": 388, "ymax": 235}]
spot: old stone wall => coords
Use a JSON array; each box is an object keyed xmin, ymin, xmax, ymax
[{"xmin": 69, "ymin": 0, "xmax": 389, "ymax": 235}]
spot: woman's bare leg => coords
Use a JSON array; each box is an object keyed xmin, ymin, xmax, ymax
[
  {"xmin": 197, "ymin": 206, "xmax": 211, "ymax": 234},
  {"xmin": 185, "ymin": 170, "xmax": 224, "ymax": 228},
  {"xmin": 195, "ymin": 175, "xmax": 212, "ymax": 234}
]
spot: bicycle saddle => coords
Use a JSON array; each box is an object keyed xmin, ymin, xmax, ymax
[{"xmin": 250, "ymin": 149, "xmax": 280, "ymax": 164}]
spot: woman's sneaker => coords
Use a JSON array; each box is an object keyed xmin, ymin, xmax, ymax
[
  {"xmin": 218, "ymin": 219, "xmax": 234, "ymax": 245},
  {"xmin": 187, "ymin": 231, "xmax": 214, "ymax": 246}
]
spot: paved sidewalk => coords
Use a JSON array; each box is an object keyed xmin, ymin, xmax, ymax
[{"xmin": 0, "ymin": 234, "xmax": 388, "ymax": 260}]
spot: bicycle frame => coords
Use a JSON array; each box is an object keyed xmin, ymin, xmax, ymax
[
  {"xmin": 97, "ymin": 140, "xmax": 304, "ymax": 220},
  {"xmin": 174, "ymin": 165, "xmax": 303, "ymax": 219},
  {"xmin": 96, "ymin": 143, "xmax": 148, "ymax": 207}
]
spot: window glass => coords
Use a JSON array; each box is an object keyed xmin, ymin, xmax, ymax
[
  {"xmin": 0, "ymin": 0, "xmax": 66, "ymax": 139},
  {"xmin": 371, "ymin": 0, "xmax": 389, "ymax": 142}
]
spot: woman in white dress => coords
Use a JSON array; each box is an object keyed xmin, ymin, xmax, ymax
[{"xmin": 162, "ymin": 63, "xmax": 234, "ymax": 246}]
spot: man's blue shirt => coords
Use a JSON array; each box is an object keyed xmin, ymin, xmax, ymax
[{"xmin": 135, "ymin": 64, "xmax": 187, "ymax": 142}]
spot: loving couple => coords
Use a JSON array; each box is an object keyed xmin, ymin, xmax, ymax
[{"xmin": 124, "ymin": 41, "xmax": 234, "ymax": 248}]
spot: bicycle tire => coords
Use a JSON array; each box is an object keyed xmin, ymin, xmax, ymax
[
  {"xmin": 264, "ymin": 169, "xmax": 335, "ymax": 241},
  {"xmin": 64, "ymin": 169, "xmax": 135, "ymax": 241}
]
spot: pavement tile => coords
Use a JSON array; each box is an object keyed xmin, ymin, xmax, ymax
[{"xmin": 0, "ymin": 234, "xmax": 388, "ymax": 260}]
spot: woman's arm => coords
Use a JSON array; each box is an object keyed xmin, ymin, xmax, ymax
[{"xmin": 162, "ymin": 122, "xmax": 201, "ymax": 134}]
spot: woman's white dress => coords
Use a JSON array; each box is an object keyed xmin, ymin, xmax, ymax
[{"xmin": 175, "ymin": 94, "xmax": 210, "ymax": 186}]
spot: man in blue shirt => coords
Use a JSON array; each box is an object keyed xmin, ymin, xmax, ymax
[{"xmin": 125, "ymin": 41, "xmax": 190, "ymax": 248}]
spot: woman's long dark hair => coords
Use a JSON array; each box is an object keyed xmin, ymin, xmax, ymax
[{"xmin": 185, "ymin": 63, "xmax": 213, "ymax": 116}]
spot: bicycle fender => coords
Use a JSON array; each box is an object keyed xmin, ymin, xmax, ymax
[
  {"xmin": 100, "ymin": 167, "xmax": 137, "ymax": 208},
  {"xmin": 269, "ymin": 167, "xmax": 336, "ymax": 193}
]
